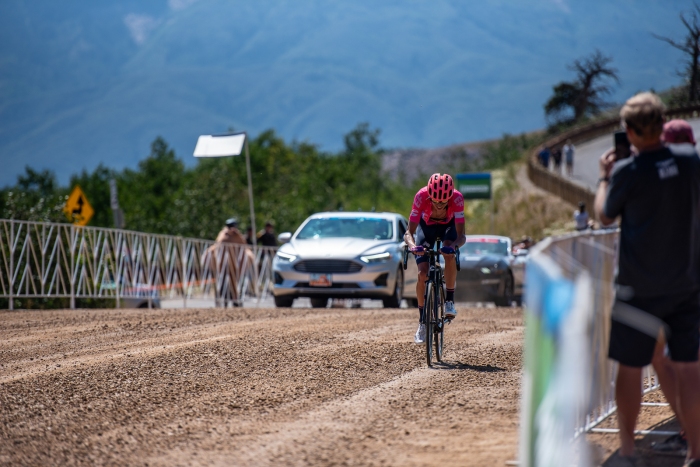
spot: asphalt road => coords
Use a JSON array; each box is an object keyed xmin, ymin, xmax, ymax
[{"xmin": 547, "ymin": 118, "xmax": 700, "ymax": 192}]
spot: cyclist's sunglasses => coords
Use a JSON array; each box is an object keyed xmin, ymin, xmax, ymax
[{"xmin": 430, "ymin": 199, "xmax": 448, "ymax": 207}]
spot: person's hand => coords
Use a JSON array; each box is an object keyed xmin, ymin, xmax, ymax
[
  {"xmin": 440, "ymin": 246, "xmax": 455, "ymax": 256},
  {"xmin": 599, "ymin": 148, "xmax": 616, "ymax": 180},
  {"xmin": 411, "ymin": 245, "xmax": 425, "ymax": 256}
]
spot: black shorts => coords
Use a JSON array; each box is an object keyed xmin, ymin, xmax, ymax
[
  {"xmin": 414, "ymin": 218, "xmax": 457, "ymax": 265},
  {"xmin": 608, "ymin": 290, "xmax": 700, "ymax": 367}
]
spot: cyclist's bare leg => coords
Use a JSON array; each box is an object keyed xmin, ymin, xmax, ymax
[
  {"xmin": 441, "ymin": 240, "xmax": 457, "ymax": 290},
  {"xmin": 442, "ymin": 254, "xmax": 457, "ymax": 290},
  {"xmin": 417, "ymin": 263, "xmax": 429, "ymax": 307}
]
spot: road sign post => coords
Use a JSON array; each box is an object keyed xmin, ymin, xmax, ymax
[
  {"xmin": 109, "ymin": 179, "xmax": 124, "ymax": 229},
  {"xmin": 456, "ymin": 173, "xmax": 493, "ymax": 233}
]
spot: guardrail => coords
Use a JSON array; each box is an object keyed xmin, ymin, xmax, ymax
[
  {"xmin": 0, "ymin": 219, "xmax": 277, "ymax": 309},
  {"xmin": 519, "ymin": 229, "xmax": 663, "ymax": 466},
  {"xmin": 527, "ymin": 104, "xmax": 700, "ymax": 208}
]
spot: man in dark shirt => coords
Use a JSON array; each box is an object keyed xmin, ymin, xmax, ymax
[
  {"xmin": 257, "ymin": 222, "xmax": 278, "ymax": 247},
  {"xmin": 594, "ymin": 92, "xmax": 700, "ymax": 465}
]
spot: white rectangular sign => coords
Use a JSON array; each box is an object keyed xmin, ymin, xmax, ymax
[{"xmin": 193, "ymin": 133, "xmax": 246, "ymax": 158}]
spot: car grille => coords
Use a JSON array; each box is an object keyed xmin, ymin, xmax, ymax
[
  {"xmin": 294, "ymin": 260, "xmax": 362, "ymax": 273},
  {"xmin": 294, "ymin": 282, "xmax": 361, "ymax": 289}
]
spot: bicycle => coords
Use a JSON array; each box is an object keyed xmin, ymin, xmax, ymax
[{"xmin": 403, "ymin": 237, "xmax": 460, "ymax": 366}]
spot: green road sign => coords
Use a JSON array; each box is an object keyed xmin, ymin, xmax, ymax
[{"xmin": 456, "ymin": 173, "xmax": 491, "ymax": 200}]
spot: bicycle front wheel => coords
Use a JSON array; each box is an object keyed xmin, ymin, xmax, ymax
[
  {"xmin": 425, "ymin": 282, "xmax": 435, "ymax": 367},
  {"xmin": 434, "ymin": 283, "xmax": 445, "ymax": 362}
]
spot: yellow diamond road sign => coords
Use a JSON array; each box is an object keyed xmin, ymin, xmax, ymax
[{"xmin": 63, "ymin": 185, "xmax": 94, "ymax": 226}]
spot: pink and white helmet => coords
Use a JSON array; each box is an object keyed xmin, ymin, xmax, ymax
[{"xmin": 427, "ymin": 173, "xmax": 454, "ymax": 202}]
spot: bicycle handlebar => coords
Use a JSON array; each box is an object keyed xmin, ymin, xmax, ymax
[{"xmin": 403, "ymin": 245, "xmax": 461, "ymax": 271}]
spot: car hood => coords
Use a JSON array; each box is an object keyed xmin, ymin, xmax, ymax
[
  {"xmin": 290, "ymin": 238, "xmax": 395, "ymax": 259},
  {"xmin": 460, "ymin": 253, "xmax": 505, "ymax": 268}
]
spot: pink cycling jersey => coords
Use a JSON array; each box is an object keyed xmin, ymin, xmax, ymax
[{"xmin": 409, "ymin": 186, "xmax": 465, "ymax": 226}]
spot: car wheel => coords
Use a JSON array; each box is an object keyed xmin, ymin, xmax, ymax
[
  {"xmin": 274, "ymin": 295, "xmax": 294, "ymax": 308},
  {"xmin": 310, "ymin": 297, "xmax": 328, "ymax": 308},
  {"xmin": 382, "ymin": 267, "xmax": 404, "ymax": 308},
  {"xmin": 495, "ymin": 273, "xmax": 514, "ymax": 307}
]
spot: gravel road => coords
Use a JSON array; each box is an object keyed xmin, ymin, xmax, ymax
[{"xmin": 0, "ymin": 305, "xmax": 524, "ymax": 466}]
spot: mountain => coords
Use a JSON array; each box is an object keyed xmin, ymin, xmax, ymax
[{"xmin": 0, "ymin": 0, "xmax": 689, "ymax": 186}]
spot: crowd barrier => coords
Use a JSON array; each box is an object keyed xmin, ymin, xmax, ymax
[
  {"xmin": 527, "ymin": 104, "xmax": 700, "ymax": 209},
  {"xmin": 0, "ymin": 219, "xmax": 277, "ymax": 309},
  {"xmin": 519, "ymin": 229, "xmax": 662, "ymax": 467}
]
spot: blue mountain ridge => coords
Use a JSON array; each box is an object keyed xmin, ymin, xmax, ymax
[{"xmin": 0, "ymin": 0, "xmax": 688, "ymax": 186}]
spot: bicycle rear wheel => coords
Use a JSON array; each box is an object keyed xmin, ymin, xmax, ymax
[
  {"xmin": 424, "ymin": 282, "xmax": 435, "ymax": 367},
  {"xmin": 434, "ymin": 283, "xmax": 445, "ymax": 362}
]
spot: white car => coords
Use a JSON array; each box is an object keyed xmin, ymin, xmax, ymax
[{"xmin": 272, "ymin": 212, "xmax": 419, "ymax": 308}]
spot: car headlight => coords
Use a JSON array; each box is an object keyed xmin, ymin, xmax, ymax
[
  {"xmin": 480, "ymin": 267, "xmax": 492, "ymax": 274},
  {"xmin": 276, "ymin": 251, "xmax": 297, "ymax": 262},
  {"xmin": 360, "ymin": 252, "xmax": 392, "ymax": 263}
]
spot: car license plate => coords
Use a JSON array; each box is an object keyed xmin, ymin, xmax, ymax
[{"xmin": 309, "ymin": 273, "xmax": 332, "ymax": 287}]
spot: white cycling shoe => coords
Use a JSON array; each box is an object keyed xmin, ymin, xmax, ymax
[
  {"xmin": 414, "ymin": 324, "xmax": 426, "ymax": 344},
  {"xmin": 444, "ymin": 301, "xmax": 457, "ymax": 320}
]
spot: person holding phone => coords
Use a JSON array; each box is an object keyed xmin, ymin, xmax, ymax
[{"xmin": 594, "ymin": 92, "xmax": 700, "ymax": 466}]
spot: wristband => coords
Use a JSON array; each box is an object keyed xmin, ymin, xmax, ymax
[{"xmin": 597, "ymin": 177, "xmax": 609, "ymax": 186}]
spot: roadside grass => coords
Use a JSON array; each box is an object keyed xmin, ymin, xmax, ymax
[{"xmin": 464, "ymin": 162, "xmax": 575, "ymax": 242}]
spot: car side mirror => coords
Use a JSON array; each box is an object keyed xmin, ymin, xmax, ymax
[{"xmin": 277, "ymin": 232, "xmax": 292, "ymax": 244}]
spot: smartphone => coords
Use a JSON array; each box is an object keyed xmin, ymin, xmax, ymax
[{"xmin": 614, "ymin": 130, "xmax": 631, "ymax": 161}]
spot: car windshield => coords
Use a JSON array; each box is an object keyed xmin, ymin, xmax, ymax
[
  {"xmin": 463, "ymin": 238, "xmax": 509, "ymax": 256},
  {"xmin": 296, "ymin": 217, "xmax": 393, "ymax": 240}
]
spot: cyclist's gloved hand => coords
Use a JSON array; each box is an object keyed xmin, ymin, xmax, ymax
[
  {"xmin": 440, "ymin": 246, "xmax": 456, "ymax": 256},
  {"xmin": 411, "ymin": 246, "xmax": 425, "ymax": 255}
]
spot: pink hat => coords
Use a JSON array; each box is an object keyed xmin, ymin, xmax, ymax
[{"xmin": 662, "ymin": 119, "xmax": 696, "ymax": 144}]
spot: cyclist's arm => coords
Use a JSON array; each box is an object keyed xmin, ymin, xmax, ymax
[
  {"xmin": 404, "ymin": 221, "xmax": 419, "ymax": 249},
  {"xmin": 454, "ymin": 222, "xmax": 466, "ymax": 248}
]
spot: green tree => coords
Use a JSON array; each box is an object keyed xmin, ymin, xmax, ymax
[
  {"xmin": 0, "ymin": 167, "xmax": 67, "ymax": 222},
  {"xmin": 119, "ymin": 137, "xmax": 186, "ymax": 234}
]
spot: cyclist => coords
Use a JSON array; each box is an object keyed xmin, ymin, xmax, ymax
[{"xmin": 404, "ymin": 173, "xmax": 466, "ymax": 344}]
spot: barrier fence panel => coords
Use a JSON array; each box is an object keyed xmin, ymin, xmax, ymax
[
  {"xmin": 0, "ymin": 219, "xmax": 277, "ymax": 309},
  {"xmin": 519, "ymin": 229, "xmax": 662, "ymax": 467}
]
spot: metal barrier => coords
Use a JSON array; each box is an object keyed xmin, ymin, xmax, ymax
[
  {"xmin": 520, "ymin": 229, "xmax": 663, "ymax": 466},
  {"xmin": 0, "ymin": 219, "xmax": 277, "ymax": 309}
]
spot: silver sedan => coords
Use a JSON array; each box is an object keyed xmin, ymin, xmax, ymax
[{"xmin": 272, "ymin": 212, "xmax": 418, "ymax": 308}]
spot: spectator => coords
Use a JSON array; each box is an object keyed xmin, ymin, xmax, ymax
[
  {"xmin": 204, "ymin": 218, "xmax": 248, "ymax": 308},
  {"xmin": 594, "ymin": 92, "xmax": 700, "ymax": 465},
  {"xmin": 538, "ymin": 146, "xmax": 551, "ymax": 169},
  {"xmin": 512, "ymin": 235, "xmax": 533, "ymax": 254},
  {"xmin": 563, "ymin": 139, "xmax": 575, "ymax": 177},
  {"xmin": 651, "ymin": 119, "xmax": 699, "ymax": 457},
  {"xmin": 573, "ymin": 201, "xmax": 591, "ymax": 231},
  {"xmin": 257, "ymin": 221, "xmax": 278, "ymax": 247},
  {"xmin": 662, "ymin": 119, "xmax": 697, "ymax": 153},
  {"xmin": 552, "ymin": 147, "xmax": 563, "ymax": 174},
  {"xmin": 216, "ymin": 217, "xmax": 247, "ymax": 245}
]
